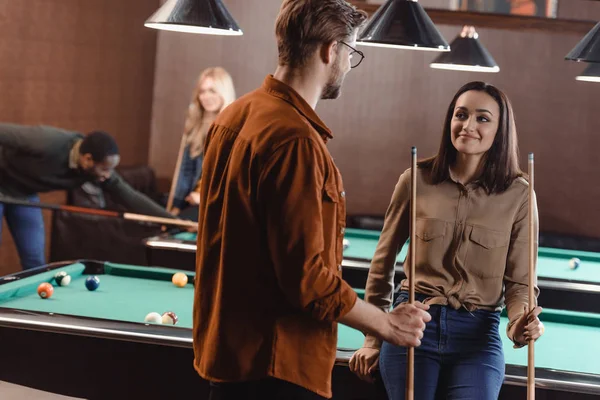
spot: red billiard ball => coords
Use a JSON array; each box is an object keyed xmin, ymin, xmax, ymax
[
  {"xmin": 161, "ymin": 311, "xmax": 179, "ymax": 325},
  {"xmin": 37, "ymin": 282, "xmax": 54, "ymax": 299}
]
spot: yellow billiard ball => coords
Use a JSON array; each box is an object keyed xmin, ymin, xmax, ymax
[{"xmin": 172, "ymin": 272, "xmax": 188, "ymax": 287}]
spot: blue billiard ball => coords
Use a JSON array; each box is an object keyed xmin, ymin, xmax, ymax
[
  {"xmin": 569, "ymin": 258, "xmax": 581, "ymax": 270},
  {"xmin": 85, "ymin": 276, "xmax": 100, "ymax": 291}
]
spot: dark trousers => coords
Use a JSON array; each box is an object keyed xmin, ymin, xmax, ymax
[
  {"xmin": 208, "ymin": 378, "xmax": 326, "ymax": 400},
  {"xmin": 380, "ymin": 291, "xmax": 505, "ymax": 400},
  {"xmin": 0, "ymin": 194, "xmax": 46, "ymax": 270}
]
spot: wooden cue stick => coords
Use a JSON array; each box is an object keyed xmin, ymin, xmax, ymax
[
  {"xmin": 528, "ymin": 153, "xmax": 536, "ymax": 399},
  {"xmin": 166, "ymin": 133, "xmax": 188, "ymax": 212},
  {"xmin": 0, "ymin": 197, "xmax": 197, "ymax": 229},
  {"xmin": 406, "ymin": 146, "xmax": 417, "ymax": 400}
]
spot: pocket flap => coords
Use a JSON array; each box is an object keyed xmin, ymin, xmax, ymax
[
  {"xmin": 323, "ymin": 183, "xmax": 339, "ymax": 203},
  {"xmin": 416, "ymin": 219, "xmax": 445, "ymax": 241},
  {"xmin": 470, "ymin": 226, "xmax": 509, "ymax": 249}
]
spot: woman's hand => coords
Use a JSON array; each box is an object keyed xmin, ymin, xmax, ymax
[
  {"xmin": 186, "ymin": 192, "xmax": 201, "ymax": 205},
  {"xmin": 349, "ymin": 347, "xmax": 380, "ymax": 383},
  {"xmin": 513, "ymin": 305, "xmax": 544, "ymax": 345}
]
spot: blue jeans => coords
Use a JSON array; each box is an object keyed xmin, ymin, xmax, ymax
[
  {"xmin": 380, "ymin": 291, "xmax": 505, "ymax": 400},
  {"xmin": 0, "ymin": 194, "xmax": 46, "ymax": 270}
]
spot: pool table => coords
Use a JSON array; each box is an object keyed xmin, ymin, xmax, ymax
[
  {"xmin": 144, "ymin": 228, "xmax": 600, "ymax": 313},
  {"xmin": 0, "ymin": 261, "xmax": 599, "ymax": 400}
]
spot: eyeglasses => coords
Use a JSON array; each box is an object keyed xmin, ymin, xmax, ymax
[{"xmin": 339, "ymin": 41, "xmax": 365, "ymax": 69}]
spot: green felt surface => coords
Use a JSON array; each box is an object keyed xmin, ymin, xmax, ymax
[
  {"xmin": 1, "ymin": 263, "xmax": 600, "ymax": 377},
  {"xmin": 173, "ymin": 232, "xmax": 197, "ymax": 242},
  {"xmin": 172, "ymin": 228, "xmax": 600, "ymax": 283},
  {"xmin": 0, "ymin": 263, "xmax": 195, "ymax": 328}
]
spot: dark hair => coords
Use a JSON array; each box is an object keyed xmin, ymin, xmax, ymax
[
  {"xmin": 419, "ymin": 81, "xmax": 523, "ymax": 194},
  {"xmin": 275, "ymin": 0, "xmax": 368, "ymax": 68},
  {"xmin": 79, "ymin": 131, "xmax": 119, "ymax": 162}
]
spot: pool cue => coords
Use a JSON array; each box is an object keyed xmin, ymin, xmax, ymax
[
  {"xmin": 406, "ymin": 146, "xmax": 417, "ymax": 400},
  {"xmin": 165, "ymin": 133, "xmax": 187, "ymax": 212},
  {"xmin": 528, "ymin": 152, "xmax": 536, "ymax": 399},
  {"xmin": 0, "ymin": 197, "xmax": 197, "ymax": 229}
]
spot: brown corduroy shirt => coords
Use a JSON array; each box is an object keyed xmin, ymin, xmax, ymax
[
  {"xmin": 363, "ymin": 167, "xmax": 539, "ymax": 349},
  {"xmin": 192, "ymin": 75, "xmax": 358, "ymax": 398}
]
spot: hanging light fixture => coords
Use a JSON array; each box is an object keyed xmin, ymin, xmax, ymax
[
  {"xmin": 575, "ymin": 62, "xmax": 600, "ymax": 83},
  {"xmin": 357, "ymin": 0, "xmax": 450, "ymax": 52},
  {"xmin": 145, "ymin": 0, "xmax": 243, "ymax": 36},
  {"xmin": 565, "ymin": 22, "xmax": 600, "ymax": 63},
  {"xmin": 430, "ymin": 26, "xmax": 499, "ymax": 73}
]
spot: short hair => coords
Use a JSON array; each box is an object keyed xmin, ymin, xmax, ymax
[
  {"xmin": 275, "ymin": 0, "xmax": 368, "ymax": 68},
  {"xmin": 419, "ymin": 81, "xmax": 523, "ymax": 194},
  {"xmin": 79, "ymin": 131, "xmax": 120, "ymax": 162}
]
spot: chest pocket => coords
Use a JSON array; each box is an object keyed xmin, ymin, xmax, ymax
[
  {"xmin": 414, "ymin": 218, "xmax": 446, "ymax": 271},
  {"xmin": 323, "ymin": 181, "xmax": 345, "ymax": 268},
  {"xmin": 467, "ymin": 226, "xmax": 510, "ymax": 279},
  {"xmin": 416, "ymin": 218, "xmax": 445, "ymax": 242}
]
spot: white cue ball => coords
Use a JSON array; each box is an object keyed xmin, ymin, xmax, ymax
[
  {"xmin": 60, "ymin": 275, "xmax": 71, "ymax": 286},
  {"xmin": 569, "ymin": 257, "xmax": 581, "ymax": 270},
  {"xmin": 144, "ymin": 312, "xmax": 163, "ymax": 324}
]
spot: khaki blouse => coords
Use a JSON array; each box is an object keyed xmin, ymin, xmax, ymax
[{"xmin": 364, "ymin": 166, "xmax": 539, "ymax": 349}]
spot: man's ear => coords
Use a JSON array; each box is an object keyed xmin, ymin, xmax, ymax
[
  {"xmin": 320, "ymin": 40, "xmax": 338, "ymax": 65},
  {"xmin": 80, "ymin": 153, "xmax": 94, "ymax": 169}
]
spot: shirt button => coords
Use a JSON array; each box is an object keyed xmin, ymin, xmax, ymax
[
  {"xmin": 340, "ymin": 227, "xmax": 345, "ymax": 235},
  {"xmin": 338, "ymin": 264, "xmax": 342, "ymax": 271},
  {"xmin": 340, "ymin": 191, "xmax": 346, "ymax": 198}
]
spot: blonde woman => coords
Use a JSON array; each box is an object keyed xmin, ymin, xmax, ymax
[{"xmin": 168, "ymin": 67, "xmax": 236, "ymax": 216}]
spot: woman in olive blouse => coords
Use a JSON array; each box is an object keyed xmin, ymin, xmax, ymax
[{"xmin": 350, "ymin": 81, "xmax": 544, "ymax": 399}]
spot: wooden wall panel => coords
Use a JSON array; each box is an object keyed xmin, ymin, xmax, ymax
[
  {"xmin": 0, "ymin": 0, "xmax": 159, "ymax": 274},
  {"xmin": 149, "ymin": 0, "xmax": 600, "ymax": 239}
]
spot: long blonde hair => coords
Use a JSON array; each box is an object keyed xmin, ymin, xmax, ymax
[{"xmin": 184, "ymin": 67, "xmax": 236, "ymax": 158}]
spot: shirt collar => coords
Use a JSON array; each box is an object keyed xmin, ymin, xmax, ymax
[
  {"xmin": 69, "ymin": 139, "xmax": 83, "ymax": 169},
  {"xmin": 448, "ymin": 166, "xmax": 486, "ymax": 191},
  {"xmin": 261, "ymin": 75, "xmax": 333, "ymax": 142}
]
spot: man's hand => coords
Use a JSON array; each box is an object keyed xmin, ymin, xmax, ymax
[
  {"xmin": 185, "ymin": 192, "xmax": 201, "ymax": 205},
  {"xmin": 382, "ymin": 301, "xmax": 431, "ymax": 347},
  {"xmin": 338, "ymin": 298, "xmax": 430, "ymax": 354}
]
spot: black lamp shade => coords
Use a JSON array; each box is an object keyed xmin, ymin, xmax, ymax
[
  {"xmin": 430, "ymin": 26, "xmax": 499, "ymax": 73},
  {"xmin": 576, "ymin": 62, "xmax": 600, "ymax": 83},
  {"xmin": 145, "ymin": 0, "xmax": 242, "ymax": 36},
  {"xmin": 565, "ymin": 22, "xmax": 600, "ymax": 63},
  {"xmin": 358, "ymin": 0, "xmax": 449, "ymax": 51}
]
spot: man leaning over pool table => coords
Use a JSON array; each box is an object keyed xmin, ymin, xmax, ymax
[{"xmin": 192, "ymin": 1, "xmax": 430, "ymax": 400}]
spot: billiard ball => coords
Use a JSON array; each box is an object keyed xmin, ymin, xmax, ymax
[
  {"xmin": 85, "ymin": 276, "xmax": 100, "ymax": 291},
  {"xmin": 172, "ymin": 272, "xmax": 188, "ymax": 288},
  {"xmin": 161, "ymin": 311, "xmax": 179, "ymax": 325},
  {"xmin": 144, "ymin": 312, "xmax": 162, "ymax": 324},
  {"xmin": 343, "ymin": 238, "xmax": 350, "ymax": 250},
  {"xmin": 569, "ymin": 257, "xmax": 581, "ymax": 270},
  {"xmin": 37, "ymin": 283, "xmax": 54, "ymax": 299},
  {"xmin": 54, "ymin": 271, "xmax": 71, "ymax": 286}
]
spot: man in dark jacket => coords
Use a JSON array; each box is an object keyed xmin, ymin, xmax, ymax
[{"xmin": 0, "ymin": 123, "xmax": 174, "ymax": 270}]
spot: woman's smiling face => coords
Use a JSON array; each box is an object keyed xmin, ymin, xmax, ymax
[{"xmin": 450, "ymin": 90, "xmax": 500, "ymax": 157}]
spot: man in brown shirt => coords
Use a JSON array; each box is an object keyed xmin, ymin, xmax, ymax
[{"xmin": 192, "ymin": 1, "xmax": 431, "ymax": 399}]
